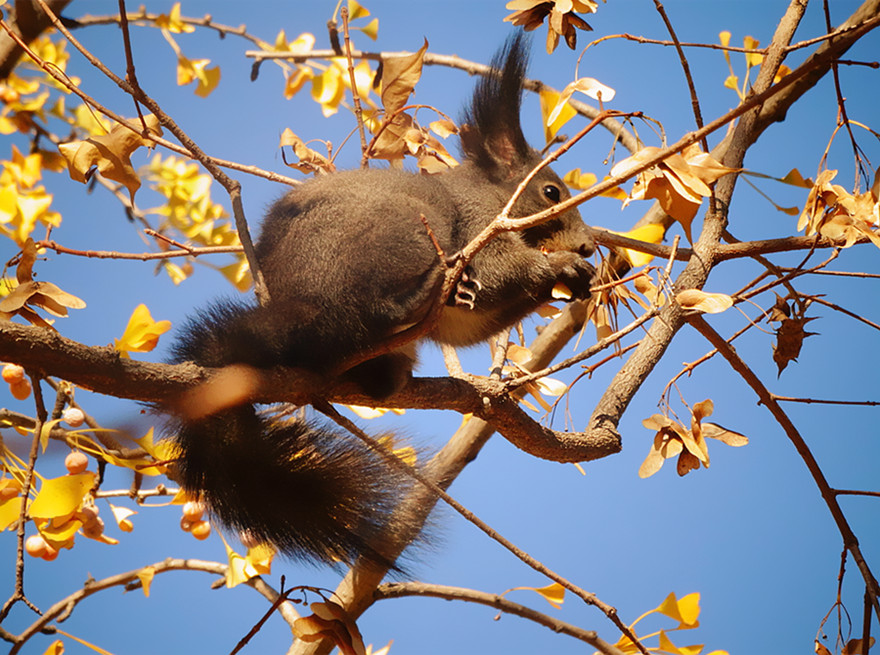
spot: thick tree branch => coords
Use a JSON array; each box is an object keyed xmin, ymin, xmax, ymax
[
  {"xmin": 0, "ymin": 0, "xmax": 71, "ymax": 79},
  {"xmin": 579, "ymin": 0, "xmax": 880, "ymax": 446},
  {"xmin": 0, "ymin": 320, "xmax": 619, "ymax": 463}
]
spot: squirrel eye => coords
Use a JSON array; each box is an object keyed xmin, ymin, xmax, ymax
[{"xmin": 542, "ymin": 183, "xmax": 561, "ymax": 204}]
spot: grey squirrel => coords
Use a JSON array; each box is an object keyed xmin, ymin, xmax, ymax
[{"xmin": 170, "ymin": 34, "xmax": 594, "ymax": 568}]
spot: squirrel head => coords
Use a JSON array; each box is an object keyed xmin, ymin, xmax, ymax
[{"xmin": 458, "ymin": 33, "xmax": 592, "ymax": 258}]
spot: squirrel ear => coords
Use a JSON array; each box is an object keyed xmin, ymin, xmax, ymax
[
  {"xmin": 460, "ymin": 125, "xmax": 523, "ymax": 175},
  {"xmin": 460, "ymin": 33, "xmax": 534, "ymax": 178}
]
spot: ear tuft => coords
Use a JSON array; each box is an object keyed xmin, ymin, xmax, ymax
[{"xmin": 460, "ymin": 33, "xmax": 533, "ymax": 176}]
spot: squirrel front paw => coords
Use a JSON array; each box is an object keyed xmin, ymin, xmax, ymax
[
  {"xmin": 547, "ymin": 251, "xmax": 595, "ymax": 301},
  {"xmin": 452, "ymin": 267, "xmax": 483, "ymax": 310}
]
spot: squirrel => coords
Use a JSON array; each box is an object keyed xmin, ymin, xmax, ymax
[{"xmin": 169, "ymin": 34, "xmax": 595, "ymax": 568}]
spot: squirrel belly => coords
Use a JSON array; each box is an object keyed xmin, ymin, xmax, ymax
[{"xmin": 167, "ymin": 33, "xmax": 595, "ymax": 569}]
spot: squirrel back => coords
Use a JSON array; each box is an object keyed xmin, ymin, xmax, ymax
[{"xmin": 169, "ymin": 34, "xmax": 594, "ymax": 568}]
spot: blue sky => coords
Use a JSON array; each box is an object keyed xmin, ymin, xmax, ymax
[{"xmin": 2, "ymin": 1, "xmax": 879, "ymax": 654}]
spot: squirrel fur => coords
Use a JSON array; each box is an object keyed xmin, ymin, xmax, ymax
[{"xmin": 169, "ymin": 34, "xmax": 595, "ymax": 568}]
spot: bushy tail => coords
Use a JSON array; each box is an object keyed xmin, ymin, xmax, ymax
[{"xmin": 169, "ymin": 301, "xmax": 416, "ymax": 567}]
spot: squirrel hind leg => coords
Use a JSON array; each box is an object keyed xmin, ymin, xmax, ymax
[
  {"xmin": 173, "ymin": 405, "xmax": 419, "ymax": 569},
  {"xmin": 338, "ymin": 345, "xmax": 416, "ymax": 400}
]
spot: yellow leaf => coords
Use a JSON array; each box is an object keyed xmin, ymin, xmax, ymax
[
  {"xmin": 137, "ymin": 565, "xmax": 155, "ymax": 597},
  {"xmin": 41, "ymin": 639, "xmax": 64, "ymax": 655},
  {"xmin": 38, "ymin": 515, "xmax": 81, "ymax": 547},
  {"xmin": 563, "ymin": 168, "xmax": 597, "ymax": 190},
  {"xmin": 311, "ymin": 67, "xmax": 345, "ymax": 117},
  {"xmin": 723, "ymin": 74, "xmax": 739, "ymax": 90},
  {"xmin": 114, "ymin": 304, "xmax": 172, "ymax": 357},
  {"xmin": 194, "ymin": 64, "xmax": 221, "ymax": 98},
  {"xmin": 546, "ymin": 77, "xmax": 615, "ymax": 128},
  {"xmin": 348, "ymin": 405, "xmax": 405, "ymax": 419},
  {"xmin": 0, "ymin": 495, "xmax": 23, "ymax": 531},
  {"xmin": 531, "ymin": 582, "xmax": 565, "ymax": 608},
  {"xmin": 284, "ymin": 66, "xmax": 314, "ymax": 99},
  {"xmin": 108, "ymin": 503, "xmax": 136, "ymax": 532},
  {"xmin": 155, "ymin": 3, "xmax": 194, "ymax": 33},
  {"xmin": 780, "ymin": 168, "xmax": 813, "ymax": 188},
  {"xmin": 356, "ymin": 18, "xmax": 379, "ymax": 40},
  {"xmin": 612, "ymin": 223, "xmax": 665, "ymax": 267},
  {"xmin": 51, "ymin": 628, "xmax": 116, "ymax": 655},
  {"xmin": 539, "ymin": 87, "xmax": 576, "ymax": 142},
  {"xmin": 743, "ymin": 35, "xmax": 763, "ymax": 68},
  {"xmin": 676, "ymin": 289, "xmax": 733, "ymax": 314},
  {"xmin": 29, "ymin": 472, "xmax": 95, "ymax": 519},
  {"xmin": 347, "ymin": 0, "xmax": 370, "ymax": 19},
  {"xmin": 657, "ymin": 591, "xmax": 701, "ymax": 627}
]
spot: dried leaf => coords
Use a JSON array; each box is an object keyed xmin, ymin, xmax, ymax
[
  {"xmin": 58, "ymin": 114, "xmax": 162, "ymax": 200},
  {"xmin": 676, "ymin": 289, "xmax": 733, "ymax": 314},
  {"xmin": 380, "ymin": 39, "xmax": 428, "ymax": 116},
  {"xmin": 773, "ymin": 316, "xmax": 818, "ymax": 375},
  {"xmin": 280, "ymin": 128, "xmax": 335, "ymax": 175},
  {"xmin": 702, "ymin": 423, "xmax": 749, "ymax": 447}
]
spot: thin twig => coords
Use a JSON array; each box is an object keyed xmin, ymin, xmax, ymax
[
  {"xmin": 315, "ymin": 401, "xmax": 649, "ymax": 655},
  {"xmin": 687, "ymin": 314, "xmax": 880, "ymax": 623},
  {"xmin": 376, "ymin": 581, "xmax": 626, "ymax": 655}
]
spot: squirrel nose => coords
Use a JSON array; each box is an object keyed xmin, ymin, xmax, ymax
[{"xmin": 576, "ymin": 240, "xmax": 594, "ymax": 257}]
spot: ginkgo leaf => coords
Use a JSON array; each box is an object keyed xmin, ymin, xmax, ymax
[
  {"xmin": 114, "ymin": 304, "xmax": 172, "ymax": 357},
  {"xmin": 546, "ymin": 77, "xmax": 615, "ymax": 126},
  {"xmin": 356, "ymin": 18, "xmax": 379, "ymax": 40},
  {"xmin": 780, "ymin": 168, "xmax": 813, "ymax": 188},
  {"xmin": 676, "ymin": 289, "xmax": 734, "ymax": 314},
  {"xmin": 58, "ymin": 114, "xmax": 162, "ymax": 200},
  {"xmin": 108, "ymin": 503, "xmax": 137, "ymax": 532},
  {"xmin": 612, "ymin": 146, "xmax": 734, "ymax": 240},
  {"xmin": 380, "ymin": 39, "xmax": 427, "ymax": 116},
  {"xmin": 280, "ymin": 128, "xmax": 335, "ymax": 175},
  {"xmin": 137, "ymin": 566, "xmax": 155, "ymax": 598},
  {"xmin": 428, "ymin": 119, "xmax": 457, "ymax": 139},
  {"xmin": 0, "ymin": 494, "xmax": 22, "ymax": 531},
  {"xmin": 28, "ymin": 472, "xmax": 95, "ymax": 519},
  {"xmin": 155, "ymin": 3, "xmax": 194, "ymax": 33},
  {"xmin": 613, "ymin": 223, "xmax": 665, "ymax": 267},
  {"xmin": 530, "ymin": 582, "xmax": 566, "ymax": 609},
  {"xmin": 657, "ymin": 591, "xmax": 702, "ymax": 627},
  {"xmin": 40, "ymin": 640, "xmax": 64, "ymax": 655},
  {"xmin": 347, "ymin": 405, "xmax": 405, "ymax": 419},
  {"xmin": 347, "ymin": 0, "xmax": 371, "ymax": 19}
]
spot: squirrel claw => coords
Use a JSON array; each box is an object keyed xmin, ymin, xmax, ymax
[{"xmin": 454, "ymin": 268, "xmax": 482, "ymax": 310}]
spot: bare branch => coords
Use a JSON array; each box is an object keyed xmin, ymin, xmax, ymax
[{"xmin": 376, "ymin": 581, "xmax": 627, "ymax": 655}]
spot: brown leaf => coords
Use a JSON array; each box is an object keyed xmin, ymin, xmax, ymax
[
  {"xmin": 380, "ymin": 39, "xmax": 428, "ymax": 116},
  {"xmin": 676, "ymin": 450, "xmax": 701, "ymax": 476},
  {"xmin": 773, "ymin": 316, "xmax": 818, "ymax": 375},
  {"xmin": 279, "ymin": 128, "xmax": 335, "ymax": 175},
  {"xmin": 58, "ymin": 114, "xmax": 162, "ymax": 200},
  {"xmin": 767, "ymin": 293, "xmax": 790, "ymax": 322}
]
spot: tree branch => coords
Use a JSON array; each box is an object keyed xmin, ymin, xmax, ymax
[{"xmin": 376, "ymin": 581, "xmax": 627, "ymax": 655}]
